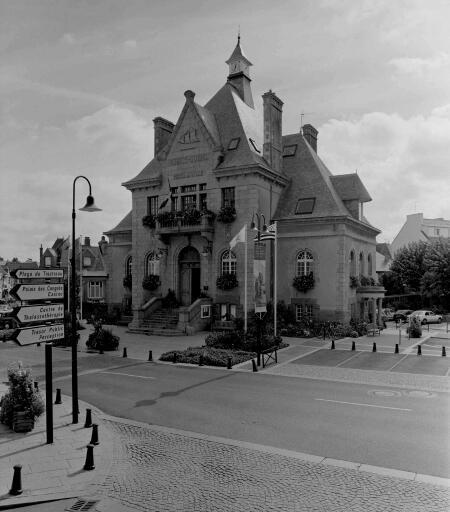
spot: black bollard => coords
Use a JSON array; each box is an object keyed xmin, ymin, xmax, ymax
[
  {"xmin": 148, "ymin": 350, "xmax": 153, "ymax": 362},
  {"xmin": 199, "ymin": 354, "xmax": 203, "ymax": 366},
  {"xmin": 372, "ymin": 342, "xmax": 377, "ymax": 353},
  {"xmin": 443, "ymin": 346, "xmax": 447, "ymax": 357},
  {"xmin": 351, "ymin": 341, "xmax": 356, "ymax": 351},
  {"xmin": 395, "ymin": 344, "xmax": 399, "ymax": 354},
  {"xmin": 83, "ymin": 444, "xmax": 95, "ymax": 470},
  {"xmin": 90, "ymin": 423, "xmax": 99, "ymax": 445},
  {"xmin": 227, "ymin": 356, "xmax": 232, "ymax": 370},
  {"xmin": 331, "ymin": 340, "xmax": 335, "ymax": 350},
  {"xmin": 9, "ymin": 465, "xmax": 23, "ymax": 495},
  {"xmin": 417, "ymin": 345, "xmax": 422, "ymax": 356},
  {"xmin": 252, "ymin": 359, "xmax": 258, "ymax": 372},
  {"xmin": 173, "ymin": 352, "xmax": 177, "ymax": 364},
  {"xmin": 84, "ymin": 408, "xmax": 92, "ymax": 428},
  {"xmin": 99, "ymin": 345, "xmax": 104, "ymax": 355},
  {"xmin": 122, "ymin": 347, "xmax": 127, "ymax": 358},
  {"xmin": 55, "ymin": 388, "xmax": 62, "ymax": 404},
  {"xmin": 34, "ymin": 381, "xmax": 39, "ymax": 391}
]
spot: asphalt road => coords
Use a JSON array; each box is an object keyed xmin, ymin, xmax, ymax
[{"xmin": 47, "ymin": 359, "xmax": 450, "ymax": 479}]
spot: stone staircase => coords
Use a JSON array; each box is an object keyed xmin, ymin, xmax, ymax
[{"xmin": 132, "ymin": 308, "xmax": 185, "ymax": 336}]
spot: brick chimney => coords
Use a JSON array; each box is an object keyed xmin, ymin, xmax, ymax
[
  {"xmin": 84, "ymin": 237, "xmax": 90, "ymax": 247},
  {"xmin": 302, "ymin": 124, "xmax": 318, "ymax": 153},
  {"xmin": 98, "ymin": 235, "xmax": 108, "ymax": 255},
  {"xmin": 262, "ymin": 90, "xmax": 283, "ymax": 173},
  {"xmin": 153, "ymin": 117, "xmax": 174, "ymax": 157}
]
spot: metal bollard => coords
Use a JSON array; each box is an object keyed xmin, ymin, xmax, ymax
[
  {"xmin": 55, "ymin": 388, "xmax": 62, "ymax": 404},
  {"xmin": 199, "ymin": 354, "xmax": 203, "ymax": 366},
  {"xmin": 173, "ymin": 352, "xmax": 177, "ymax": 364},
  {"xmin": 9, "ymin": 465, "xmax": 23, "ymax": 495},
  {"xmin": 417, "ymin": 345, "xmax": 422, "ymax": 356},
  {"xmin": 252, "ymin": 359, "xmax": 258, "ymax": 372},
  {"xmin": 442, "ymin": 346, "xmax": 447, "ymax": 357},
  {"xmin": 331, "ymin": 340, "xmax": 335, "ymax": 350},
  {"xmin": 351, "ymin": 341, "xmax": 356, "ymax": 351},
  {"xmin": 84, "ymin": 408, "xmax": 93, "ymax": 428},
  {"xmin": 148, "ymin": 350, "xmax": 153, "ymax": 362},
  {"xmin": 395, "ymin": 344, "xmax": 399, "ymax": 354},
  {"xmin": 227, "ymin": 356, "xmax": 232, "ymax": 370},
  {"xmin": 123, "ymin": 347, "xmax": 127, "ymax": 358},
  {"xmin": 83, "ymin": 444, "xmax": 95, "ymax": 470},
  {"xmin": 90, "ymin": 423, "xmax": 99, "ymax": 445},
  {"xmin": 372, "ymin": 342, "xmax": 377, "ymax": 352},
  {"xmin": 99, "ymin": 344, "xmax": 104, "ymax": 355}
]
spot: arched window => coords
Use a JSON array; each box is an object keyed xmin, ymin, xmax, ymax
[
  {"xmin": 125, "ymin": 256, "xmax": 132, "ymax": 276},
  {"xmin": 349, "ymin": 250, "xmax": 356, "ymax": 276},
  {"xmin": 368, "ymin": 253, "xmax": 373, "ymax": 276},
  {"xmin": 221, "ymin": 250, "xmax": 236, "ymax": 275},
  {"xmin": 145, "ymin": 252, "xmax": 160, "ymax": 276},
  {"xmin": 296, "ymin": 250, "xmax": 314, "ymax": 277},
  {"xmin": 359, "ymin": 252, "xmax": 364, "ymax": 276}
]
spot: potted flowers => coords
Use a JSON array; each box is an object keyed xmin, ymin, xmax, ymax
[
  {"xmin": 142, "ymin": 214, "xmax": 156, "ymax": 229},
  {"xmin": 142, "ymin": 274, "xmax": 160, "ymax": 291},
  {"xmin": 292, "ymin": 273, "xmax": 315, "ymax": 293},
  {"xmin": 0, "ymin": 362, "xmax": 44, "ymax": 432},
  {"xmin": 216, "ymin": 272, "xmax": 238, "ymax": 290},
  {"xmin": 217, "ymin": 205, "xmax": 236, "ymax": 224}
]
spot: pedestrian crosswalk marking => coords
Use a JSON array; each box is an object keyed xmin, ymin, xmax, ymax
[
  {"xmin": 99, "ymin": 371, "xmax": 156, "ymax": 380},
  {"xmin": 315, "ymin": 398, "xmax": 411, "ymax": 411}
]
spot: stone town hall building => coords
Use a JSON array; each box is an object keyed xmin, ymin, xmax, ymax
[{"xmin": 103, "ymin": 39, "xmax": 384, "ymax": 333}]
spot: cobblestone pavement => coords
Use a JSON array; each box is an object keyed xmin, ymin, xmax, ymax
[
  {"xmin": 263, "ymin": 363, "xmax": 450, "ymax": 393},
  {"xmin": 99, "ymin": 419, "xmax": 450, "ymax": 512}
]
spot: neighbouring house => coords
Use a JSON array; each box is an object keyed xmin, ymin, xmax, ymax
[
  {"xmin": 40, "ymin": 236, "xmax": 108, "ymax": 318},
  {"xmin": 390, "ymin": 213, "xmax": 450, "ymax": 257},
  {"xmin": 0, "ymin": 259, "xmax": 39, "ymax": 301},
  {"xmin": 103, "ymin": 38, "xmax": 384, "ymax": 333},
  {"xmin": 375, "ymin": 243, "xmax": 393, "ymax": 278}
]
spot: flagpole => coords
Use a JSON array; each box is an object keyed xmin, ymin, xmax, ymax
[
  {"xmin": 244, "ymin": 224, "xmax": 248, "ymax": 332},
  {"xmin": 274, "ymin": 221, "xmax": 278, "ymax": 337}
]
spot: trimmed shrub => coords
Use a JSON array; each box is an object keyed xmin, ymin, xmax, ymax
[
  {"xmin": 159, "ymin": 346, "xmax": 256, "ymax": 367},
  {"xmin": 86, "ymin": 327, "xmax": 120, "ymax": 351},
  {"xmin": 161, "ymin": 289, "xmax": 179, "ymax": 309},
  {"xmin": 0, "ymin": 362, "xmax": 45, "ymax": 428}
]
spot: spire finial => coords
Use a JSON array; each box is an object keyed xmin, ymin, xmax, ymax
[{"xmin": 238, "ymin": 26, "xmax": 240, "ymax": 45}]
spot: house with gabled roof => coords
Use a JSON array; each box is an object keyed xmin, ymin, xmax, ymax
[{"xmin": 104, "ymin": 38, "xmax": 384, "ymax": 333}]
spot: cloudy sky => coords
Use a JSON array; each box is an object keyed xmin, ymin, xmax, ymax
[{"xmin": 1, "ymin": 0, "xmax": 449, "ymax": 261}]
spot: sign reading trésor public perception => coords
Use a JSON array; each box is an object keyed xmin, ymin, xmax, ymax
[
  {"xmin": 14, "ymin": 324, "xmax": 64, "ymax": 346},
  {"xmin": 14, "ymin": 303, "xmax": 64, "ymax": 324},
  {"xmin": 10, "ymin": 283, "xmax": 64, "ymax": 301}
]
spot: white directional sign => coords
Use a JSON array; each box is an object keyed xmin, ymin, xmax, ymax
[
  {"xmin": 14, "ymin": 304, "xmax": 64, "ymax": 324},
  {"xmin": 11, "ymin": 284, "xmax": 64, "ymax": 301},
  {"xmin": 14, "ymin": 324, "xmax": 64, "ymax": 346},
  {"xmin": 13, "ymin": 268, "xmax": 64, "ymax": 279}
]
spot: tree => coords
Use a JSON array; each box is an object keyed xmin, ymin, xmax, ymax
[
  {"xmin": 389, "ymin": 241, "xmax": 428, "ymax": 292},
  {"xmin": 422, "ymin": 239, "xmax": 450, "ymax": 300}
]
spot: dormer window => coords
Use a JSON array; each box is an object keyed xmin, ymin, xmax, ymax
[
  {"xmin": 83, "ymin": 256, "xmax": 92, "ymax": 267},
  {"xmin": 283, "ymin": 145, "xmax": 297, "ymax": 157},
  {"xmin": 228, "ymin": 138, "xmax": 240, "ymax": 150},
  {"xmin": 249, "ymin": 138, "xmax": 260, "ymax": 153},
  {"xmin": 295, "ymin": 198, "xmax": 316, "ymax": 215},
  {"xmin": 44, "ymin": 256, "xmax": 51, "ymax": 267}
]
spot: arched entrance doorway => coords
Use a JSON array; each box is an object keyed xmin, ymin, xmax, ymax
[{"xmin": 178, "ymin": 246, "xmax": 201, "ymax": 306}]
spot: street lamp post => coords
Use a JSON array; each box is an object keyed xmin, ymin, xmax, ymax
[
  {"xmin": 250, "ymin": 213, "xmax": 268, "ymax": 366},
  {"xmin": 71, "ymin": 176, "xmax": 101, "ymax": 424}
]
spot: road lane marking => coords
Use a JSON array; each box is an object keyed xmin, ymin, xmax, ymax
[
  {"xmin": 99, "ymin": 371, "xmax": 156, "ymax": 380},
  {"xmin": 315, "ymin": 398, "xmax": 411, "ymax": 411}
]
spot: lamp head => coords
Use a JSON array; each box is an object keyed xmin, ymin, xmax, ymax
[{"xmin": 79, "ymin": 195, "xmax": 101, "ymax": 212}]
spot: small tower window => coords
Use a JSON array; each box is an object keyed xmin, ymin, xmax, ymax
[{"xmin": 221, "ymin": 250, "xmax": 237, "ymax": 275}]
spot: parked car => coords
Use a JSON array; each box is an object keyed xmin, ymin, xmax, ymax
[
  {"xmin": 393, "ymin": 309, "xmax": 413, "ymax": 323},
  {"xmin": 0, "ymin": 316, "xmax": 17, "ymax": 330},
  {"xmin": 381, "ymin": 308, "xmax": 394, "ymax": 321},
  {"xmin": 406, "ymin": 310, "xmax": 442, "ymax": 324}
]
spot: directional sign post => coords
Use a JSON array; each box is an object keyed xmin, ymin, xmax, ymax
[
  {"xmin": 10, "ymin": 284, "xmax": 64, "ymax": 302},
  {"xmin": 14, "ymin": 304, "xmax": 64, "ymax": 324},
  {"xmin": 14, "ymin": 324, "xmax": 64, "ymax": 346}
]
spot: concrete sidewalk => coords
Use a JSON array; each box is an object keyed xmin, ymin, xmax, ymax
[{"xmin": 0, "ymin": 395, "xmax": 114, "ymax": 510}]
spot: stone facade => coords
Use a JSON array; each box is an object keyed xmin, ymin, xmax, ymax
[{"xmin": 104, "ymin": 39, "xmax": 382, "ymax": 329}]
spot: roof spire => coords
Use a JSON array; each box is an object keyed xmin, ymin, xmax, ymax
[{"xmin": 238, "ymin": 25, "xmax": 240, "ymax": 45}]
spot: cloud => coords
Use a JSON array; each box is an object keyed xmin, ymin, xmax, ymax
[
  {"xmin": 61, "ymin": 33, "xmax": 76, "ymax": 45},
  {"xmin": 389, "ymin": 53, "xmax": 450, "ymax": 76},
  {"xmin": 319, "ymin": 106, "xmax": 450, "ymax": 242}
]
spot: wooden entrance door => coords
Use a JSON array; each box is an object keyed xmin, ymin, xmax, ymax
[{"xmin": 178, "ymin": 246, "xmax": 201, "ymax": 306}]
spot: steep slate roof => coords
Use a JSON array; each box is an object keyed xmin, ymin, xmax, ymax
[
  {"xmin": 205, "ymin": 83, "xmax": 269, "ymax": 170},
  {"xmin": 225, "ymin": 39, "xmax": 252, "ymax": 66},
  {"xmin": 274, "ymin": 132, "xmax": 349, "ymax": 219},
  {"xmin": 104, "ymin": 211, "xmax": 132, "ymax": 235},
  {"xmin": 376, "ymin": 243, "xmax": 392, "ymax": 260},
  {"xmin": 330, "ymin": 174, "xmax": 372, "ymax": 202}
]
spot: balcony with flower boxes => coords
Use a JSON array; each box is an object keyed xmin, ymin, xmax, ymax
[{"xmin": 154, "ymin": 209, "xmax": 215, "ymax": 239}]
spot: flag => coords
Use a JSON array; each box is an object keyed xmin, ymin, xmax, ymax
[
  {"xmin": 254, "ymin": 223, "xmax": 276, "ymax": 242},
  {"xmin": 230, "ymin": 225, "xmax": 247, "ymax": 249},
  {"xmin": 159, "ymin": 178, "xmax": 173, "ymax": 209}
]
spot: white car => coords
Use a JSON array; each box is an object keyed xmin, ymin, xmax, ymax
[{"xmin": 407, "ymin": 310, "xmax": 442, "ymax": 324}]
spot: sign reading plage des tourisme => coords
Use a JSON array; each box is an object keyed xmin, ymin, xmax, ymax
[
  {"xmin": 12, "ymin": 268, "xmax": 64, "ymax": 279},
  {"xmin": 14, "ymin": 303, "xmax": 64, "ymax": 324}
]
